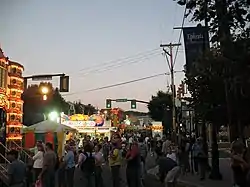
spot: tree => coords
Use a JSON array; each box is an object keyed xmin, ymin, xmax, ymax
[
  {"xmin": 22, "ymin": 82, "xmax": 69, "ymax": 126},
  {"xmin": 73, "ymin": 102, "xmax": 97, "ymax": 115},
  {"xmin": 73, "ymin": 101, "xmax": 85, "ymax": 114},
  {"xmin": 176, "ymin": 0, "xmax": 250, "ymax": 41},
  {"xmin": 124, "ymin": 111, "xmax": 148, "ymax": 117},
  {"xmin": 148, "ymin": 91, "xmax": 173, "ymax": 134},
  {"xmin": 176, "ymin": 0, "xmax": 250, "ymax": 180},
  {"xmin": 83, "ymin": 104, "xmax": 97, "ymax": 115}
]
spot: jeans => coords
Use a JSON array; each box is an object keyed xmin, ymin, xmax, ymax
[
  {"xmin": 82, "ymin": 172, "xmax": 95, "ymax": 187},
  {"xmin": 95, "ymin": 166, "xmax": 103, "ymax": 187},
  {"xmin": 126, "ymin": 166, "xmax": 141, "ymax": 187},
  {"xmin": 111, "ymin": 165, "xmax": 120, "ymax": 187},
  {"xmin": 33, "ymin": 168, "xmax": 42, "ymax": 183},
  {"xmin": 193, "ymin": 157, "xmax": 199, "ymax": 173},
  {"xmin": 65, "ymin": 167, "xmax": 75, "ymax": 187},
  {"xmin": 41, "ymin": 168, "xmax": 55, "ymax": 187},
  {"xmin": 198, "ymin": 158, "xmax": 206, "ymax": 179}
]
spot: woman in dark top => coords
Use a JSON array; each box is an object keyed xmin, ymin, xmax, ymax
[{"xmin": 126, "ymin": 142, "xmax": 141, "ymax": 187}]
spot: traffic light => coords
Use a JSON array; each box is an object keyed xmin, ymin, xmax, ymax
[
  {"xmin": 131, "ymin": 100, "xmax": 136, "ymax": 109},
  {"xmin": 180, "ymin": 81, "xmax": 185, "ymax": 96},
  {"xmin": 60, "ymin": 76, "xmax": 70, "ymax": 92},
  {"xmin": 177, "ymin": 88, "xmax": 181, "ymax": 99},
  {"xmin": 106, "ymin": 99, "xmax": 112, "ymax": 109},
  {"xmin": 43, "ymin": 95, "xmax": 47, "ymax": 100}
]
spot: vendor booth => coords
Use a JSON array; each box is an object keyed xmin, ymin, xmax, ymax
[
  {"xmin": 61, "ymin": 114, "xmax": 116, "ymax": 139},
  {"xmin": 22, "ymin": 120, "xmax": 75, "ymax": 157}
]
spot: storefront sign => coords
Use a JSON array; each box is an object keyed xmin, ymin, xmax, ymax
[{"xmin": 63, "ymin": 120, "xmax": 96, "ymax": 127}]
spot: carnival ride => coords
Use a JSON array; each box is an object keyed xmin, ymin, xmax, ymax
[{"xmin": 0, "ymin": 48, "xmax": 24, "ymax": 149}]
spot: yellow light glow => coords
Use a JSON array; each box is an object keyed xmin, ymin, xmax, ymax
[
  {"xmin": 41, "ymin": 87, "xmax": 49, "ymax": 94},
  {"xmin": 43, "ymin": 95, "xmax": 47, "ymax": 100},
  {"xmin": 6, "ymin": 136, "xmax": 22, "ymax": 140}
]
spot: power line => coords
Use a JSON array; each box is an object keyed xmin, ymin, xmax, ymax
[
  {"xmin": 85, "ymin": 73, "xmax": 168, "ymax": 92},
  {"xmin": 79, "ymin": 52, "xmax": 160, "ymax": 77},
  {"xmin": 62, "ymin": 73, "xmax": 167, "ymax": 96},
  {"xmin": 67, "ymin": 48, "xmax": 161, "ymax": 74},
  {"xmin": 173, "ymin": 5, "xmax": 187, "ymax": 67},
  {"xmin": 62, "ymin": 70, "xmax": 184, "ymax": 96}
]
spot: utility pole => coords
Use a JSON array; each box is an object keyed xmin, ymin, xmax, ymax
[{"xmin": 160, "ymin": 43, "xmax": 181, "ymax": 143}]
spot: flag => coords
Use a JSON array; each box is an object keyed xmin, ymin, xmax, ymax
[{"xmin": 183, "ymin": 26, "xmax": 209, "ymax": 73}]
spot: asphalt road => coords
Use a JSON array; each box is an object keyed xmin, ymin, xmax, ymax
[{"xmin": 73, "ymin": 154, "xmax": 162, "ymax": 187}]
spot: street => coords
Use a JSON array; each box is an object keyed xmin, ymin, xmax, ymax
[{"xmin": 73, "ymin": 154, "xmax": 163, "ymax": 187}]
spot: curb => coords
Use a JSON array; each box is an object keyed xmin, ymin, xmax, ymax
[{"xmin": 178, "ymin": 179, "xmax": 204, "ymax": 187}]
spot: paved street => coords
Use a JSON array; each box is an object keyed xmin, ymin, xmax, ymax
[
  {"xmin": 178, "ymin": 158, "xmax": 232, "ymax": 187},
  {"xmin": 73, "ymin": 154, "xmax": 160, "ymax": 187},
  {"xmin": 73, "ymin": 154, "xmax": 232, "ymax": 187}
]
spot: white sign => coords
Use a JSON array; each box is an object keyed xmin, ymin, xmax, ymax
[{"xmin": 63, "ymin": 121, "xmax": 96, "ymax": 127}]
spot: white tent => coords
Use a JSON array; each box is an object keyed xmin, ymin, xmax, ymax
[{"xmin": 23, "ymin": 120, "xmax": 75, "ymax": 133}]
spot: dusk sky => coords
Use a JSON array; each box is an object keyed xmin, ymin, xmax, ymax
[{"xmin": 0, "ymin": 1, "xmax": 189, "ymax": 112}]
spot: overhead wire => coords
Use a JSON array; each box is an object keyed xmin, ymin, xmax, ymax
[
  {"xmin": 173, "ymin": 4, "xmax": 187, "ymax": 67},
  {"xmin": 62, "ymin": 70, "xmax": 183, "ymax": 97},
  {"xmin": 62, "ymin": 73, "xmax": 168, "ymax": 96},
  {"xmin": 68, "ymin": 48, "xmax": 161, "ymax": 74},
  {"xmin": 79, "ymin": 52, "xmax": 161, "ymax": 77}
]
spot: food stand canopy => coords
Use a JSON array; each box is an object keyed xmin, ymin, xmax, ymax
[{"xmin": 23, "ymin": 120, "xmax": 75, "ymax": 133}]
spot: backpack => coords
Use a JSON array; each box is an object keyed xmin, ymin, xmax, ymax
[{"xmin": 81, "ymin": 152, "xmax": 95, "ymax": 174}]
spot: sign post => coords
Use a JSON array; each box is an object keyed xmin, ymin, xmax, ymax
[{"xmin": 115, "ymin": 99, "xmax": 128, "ymax": 102}]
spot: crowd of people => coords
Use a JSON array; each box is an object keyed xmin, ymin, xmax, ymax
[
  {"xmin": 6, "ymin": 133, "xmax": 149, "ymax": 187},
  {"xmin": 6, "ymin": 130, "xmax": 250, "ymax": 187}
]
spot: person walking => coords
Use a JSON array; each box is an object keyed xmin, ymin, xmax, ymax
[
  {"xmin": 32, "ymin": 144, "xmax": 44, "ymax": 183},
  {"xmin": 138, "ymin": 137, "xmax": 147, "ymax": 185},
  {"xmin": 126, "ymin": 141, "xmax": 141, "ymax": 187},
  {"xmin": 64, "ymin": 144, "xmax": 75, "ymax": 187},
  {"xmin": 94, "ymin": 144, "xmax": 104, "ymax": 187},
  {"xmin": 109, "ymin": 141, "xmax": 122, "ymax": 187},
  {"xmin": 7, "ymin": 149, "xmax": 26, "ymax": 187},
  {"xmin": 157, "ymin": 151, "xmax": 181, "ymax": 187},
  {"xmin": 80, "ymin": 143, "xmax": 95, "ymax": 187},
  {"xmin": 39, "ymin": 142, "xmax": 56, "ymax": 187},
  {"xmin": 102, "ymin": 137, "xmax": 110, "ymax": 164},
  {"xmin": 231, "ymin": 139, "xmax": 250, "ymax": 187}
]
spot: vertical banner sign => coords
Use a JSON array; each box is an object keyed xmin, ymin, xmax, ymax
[{"xmin": 183, "ymin": 26, "xmax": 209, "ymax": 73}]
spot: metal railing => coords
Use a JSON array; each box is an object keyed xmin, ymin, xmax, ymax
[
  {"xmin": 10, "ymin": 141, "xmax": 32, "ymax": 163},
  {"xmin": 0, "ymin": 142, "xmax": 10, "ymax": 185}
]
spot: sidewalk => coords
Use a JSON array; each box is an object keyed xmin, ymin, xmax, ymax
[{"xmin": 178, "ymin": 158, "xmax": 233, "ymax": 187}]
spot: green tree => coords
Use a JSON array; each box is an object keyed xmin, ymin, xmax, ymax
[
  {"xmin": 148, "ymin": 91, "xmax": 173, "ymax": 134},
  {"xmin": 73, "ymin": 101, "xmax": 85, "ymax": 114},
  {"xmin": 73, "ymin": 102, "xmax": 97, "ymax": 115},
  {"xmin": 176, "ymin": 0, "xmax": 250, "ymax": 180},
  {"xmin": 83, "ymin": 104, "xmax": 97, "ymax": 115},
  {"xmin": 23, "ymin": 82, "xmax": 69, "ymax": 126}
]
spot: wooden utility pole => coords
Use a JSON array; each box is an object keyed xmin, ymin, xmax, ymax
[{"xmin": 160, "ymin": 43, "xmax": 181, "ymax": 143}]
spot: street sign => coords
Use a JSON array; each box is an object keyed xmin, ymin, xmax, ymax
[
  {"xmin": 115, "ymin": 99, "xmax": 127, "ymax": 102},
  {"xmin": 32, "ymin": 75, "xmax": 52, "ymax": 81}
]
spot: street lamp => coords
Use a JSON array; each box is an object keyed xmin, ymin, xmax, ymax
[
  {"xmin": 41, "ymin": 87, "xmax": 49, "ymax": 94},
  {"xmin": 48, "ymin": 111, "xmax": 59, "ymax": 121}
]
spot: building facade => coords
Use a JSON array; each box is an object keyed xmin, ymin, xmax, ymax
[{"xmin": 0, "ymin": 48, "xmax": 24, "ymax": 149}]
